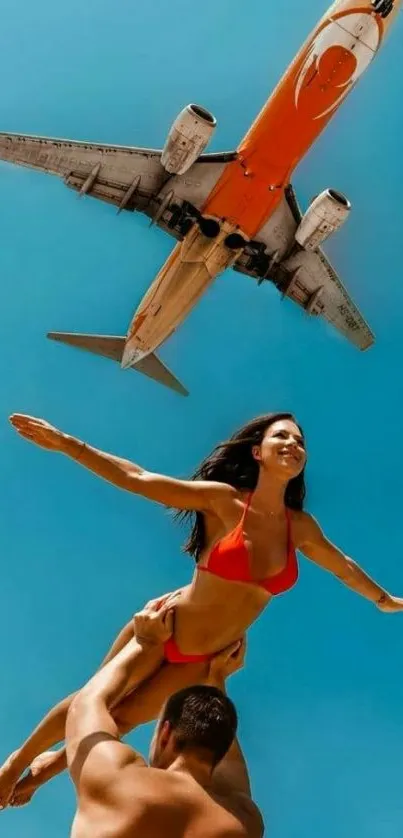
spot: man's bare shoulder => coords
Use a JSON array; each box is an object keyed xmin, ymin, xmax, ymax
[
  {"xmin": 211, "ymin": 788, "xmax": 265, "ymax": 838},
  {"xmin": 81, "ymin": 763, "xmax": 264, "ymax": 838},
  {"xmin": 137, "ymin": 768, "xmax": 264, "ymax": 838}
]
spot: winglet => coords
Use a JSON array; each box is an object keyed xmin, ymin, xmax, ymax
[{"xmin": 47, "ymin": 332, "xmax": 188, "ymax": 396}]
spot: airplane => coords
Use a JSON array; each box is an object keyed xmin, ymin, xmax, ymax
[{"xmin": 0, "ymin": 0, "xmax": 400, "ymax": 395}]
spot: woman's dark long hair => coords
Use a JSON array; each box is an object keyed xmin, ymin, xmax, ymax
[{"xmin": 177, "ymin": 413, "xmax": 306, "ymax": 561}]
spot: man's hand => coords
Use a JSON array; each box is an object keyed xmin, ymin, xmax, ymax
[
  {"xmin": 10, "ymin": 414, "xmax": 67, "ymax": 452},
  {"xmin": 136, "ymin": 587, "xmax": 185, "ymax": 616},
  {"xmin": 133, "ymin": 598, "xmax": 174, "ymax": 646},
  {"xmin": 208, "ymin": 638, "xmax": 246, "ymax": 686},
  {"xmin": 377, "ymin": 594, "xmax": 403, "ymax": 613}
]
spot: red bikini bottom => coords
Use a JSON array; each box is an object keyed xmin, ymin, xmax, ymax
[{"xmin": 163, "ymin": 636, "xmax": 212, "ymax": 664}]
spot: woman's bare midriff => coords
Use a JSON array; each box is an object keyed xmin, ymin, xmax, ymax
[
  {"xmin": 173, "ymin": 570, "xmax": 271, "ymax": 656},
  {"xmin": 168, "ymin": 496, "xmax": 296, "ymax": 656}
]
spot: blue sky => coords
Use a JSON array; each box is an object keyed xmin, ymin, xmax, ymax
[{"xmin": 1, "ymin": 1, "xmax": 403, "ymax": 835}]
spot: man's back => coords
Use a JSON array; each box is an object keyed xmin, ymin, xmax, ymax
[
  {"xmin": 65, "ymin": 616, "xmax": 263, "ymax": 838},
  {"xmin": 72, "ymin": 759, "xmax": 263, "ymax": 838}
]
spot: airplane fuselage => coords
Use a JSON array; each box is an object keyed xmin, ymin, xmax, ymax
[{"xmin": 122, "ymin": 0, "xmax": 399, "ymax": 368}]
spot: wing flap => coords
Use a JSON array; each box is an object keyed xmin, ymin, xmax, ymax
[
  {"xmin": 280, "ymin": 248, "xmax": 374, "ymax": 350},
  {"xmin": 233, "ymin": 182, "xmax": 374, "ymax": 351},
  {"xmin": 0, "ymin": 131, "xmax": 232, "ymax": 232}
]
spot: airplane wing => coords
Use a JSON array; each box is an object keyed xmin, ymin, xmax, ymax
[
  {"xmin": 275, "ymin": 247, "xmax": 374, "ymax": 350},
  {"xmin": 234, "ymin": 185, "xmax": 374, "ymax": 351},
  {"xmin": 0, "ymin": 131, "xmax": 235, "ymax": 237}
]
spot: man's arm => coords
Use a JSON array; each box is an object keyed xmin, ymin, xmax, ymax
[
  {"xmin": 66, "ymin": 610, "xmax": 172, "ymax": 793},
  {"xmin": 206, "ymin": 644, "xmax": 264, "ymax": 836},
  {"xmin": 212, "ymin": 736, "xmax": 253, "ymax": 797},
  {"xmin": 206, "ymin": 672, "xmax": 251, "ymax": 797}
]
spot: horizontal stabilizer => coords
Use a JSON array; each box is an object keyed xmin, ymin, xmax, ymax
[{"xmin": 47, "ymin": 332, "xmax": 188, "ymax": 396}]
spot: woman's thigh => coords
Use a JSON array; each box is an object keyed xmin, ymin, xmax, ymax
[{"xmin": 115, "ymin": 660, "xmax": 210, "ymax": 731}]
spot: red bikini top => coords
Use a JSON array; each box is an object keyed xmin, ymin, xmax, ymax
[{"xmin": 197, "ymin": 493, "xmax": 298, "ymax": 596}]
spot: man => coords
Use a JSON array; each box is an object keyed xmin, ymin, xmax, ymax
[{"xmin": 66, "ymin": 603, "xmax": 264, "ymax": 838}]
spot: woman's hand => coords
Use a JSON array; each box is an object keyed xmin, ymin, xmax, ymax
[
  {"xmin": 376, "ymin": 594, "xmax": 403, "ymax": 613},
  {"xmin": 10, "ymin": 413, "xmax": 234, "ymax": 513},
  {"xmin": 10, "ymin": 414, "xmax": 68, "ymax": 452}
]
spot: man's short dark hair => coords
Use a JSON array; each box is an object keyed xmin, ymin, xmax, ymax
[{"xmin": 161, "ymin": 685, "xmax": 237, "ymax": 766}]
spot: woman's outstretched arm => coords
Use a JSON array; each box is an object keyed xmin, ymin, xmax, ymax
[
  {"xmin": 10, "ymin": 414, "xmax": 235, "ymax": 511},
  {"xmin": 298, "ymin": 513, "xmax": 403, "ymax": 612}
]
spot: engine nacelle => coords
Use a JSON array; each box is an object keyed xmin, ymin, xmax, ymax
[
  {"xmin": 295, "ymin": 189, "xmax": 351, "ymax": 251},
  {"xmin": 161, "ymin": 104, "xmax": 217, "ymax": 176}
]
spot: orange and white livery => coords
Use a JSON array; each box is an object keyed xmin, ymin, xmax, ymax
[{"xmin": 0, "ymin": 0, "xmax": 400, "ymax": 394}]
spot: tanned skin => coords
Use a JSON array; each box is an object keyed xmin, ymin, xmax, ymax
[
  {"xmin": 1, "ymin": 412, "xmax": 402, "ymax": 808},
  {"xmin": 66, "ymin": 606, "xmax": 263, "ymax": 838}
]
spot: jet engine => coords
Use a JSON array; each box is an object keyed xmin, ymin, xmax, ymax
[
  {"xmin": 295, "ymin": 189, "xmax": 351, "ymax": 251},
  {"xmin": 161, "ymin": 104, "xmax": 217, "ymax": 176}
]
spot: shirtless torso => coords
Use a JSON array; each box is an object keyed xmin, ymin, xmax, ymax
[
  {"xmin": 66, "ymin": 627, "xmax": 264, "ymax": 838},
  {"xmin": 71, "ymin": 751, "xmax": 263, "ymax": 838}
]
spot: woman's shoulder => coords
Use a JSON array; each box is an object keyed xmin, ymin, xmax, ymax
[
  {"xmin": 288, "ymin": 509, "xmax": 322, "ymax": 542},
  {"xmin": 201, "ymin": 481, "xmax": 241, "ymax": 520}
]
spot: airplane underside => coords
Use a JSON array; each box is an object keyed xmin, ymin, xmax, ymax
[
  {"xmin": 122, "ymin": 219, "xmax": 245, "ymax": 368},
  {"xmin": 48, "ymin": 215, "xmax": 248, "ymax": 397},
  {"xmin": 1, "ymin": 0, "xmax": 395, "ymax": 394}
]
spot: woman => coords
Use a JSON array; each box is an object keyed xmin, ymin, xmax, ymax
[{"xmin": 1, "ymin": 410, "xmax": 402, "ymax": 809}]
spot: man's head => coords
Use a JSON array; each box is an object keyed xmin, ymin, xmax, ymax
[{"xmin": 149, "ymin": 685, "xmax": 238, "ymax": 770}]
